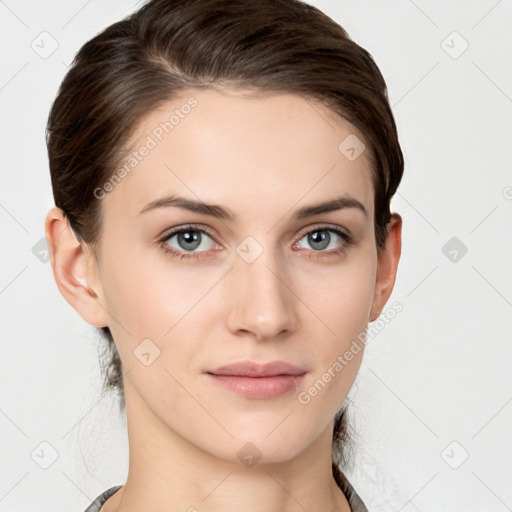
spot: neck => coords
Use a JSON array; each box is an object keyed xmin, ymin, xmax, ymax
[{"xmin": 102, "ymin": 379, "xmax": 351, "ymax": 512}]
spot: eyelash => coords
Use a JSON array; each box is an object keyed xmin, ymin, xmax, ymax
[{"xmin": 157, "ymin": 223, "xmax": 353, "ymax": 261}]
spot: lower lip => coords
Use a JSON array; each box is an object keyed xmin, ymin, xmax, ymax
[{"xmin": 207, "ymin": 373, "xmax": 306, "ymax": 399}]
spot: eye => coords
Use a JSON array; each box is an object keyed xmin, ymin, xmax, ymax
[
  {"xmin": 157, "ymin": 223, "xmax": 353, "ymax": 262},
  {"xmin": 293, "ymin": 225, "xmax": 352, "ymax": 258},
  {"xmin": 158, "ymin": 225, "xmax": 220, "ymax": 261}
]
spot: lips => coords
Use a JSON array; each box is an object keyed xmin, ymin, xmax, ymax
[{"xmin": 206, "ymin": 360, "xmax": 307, "ymax": 399}]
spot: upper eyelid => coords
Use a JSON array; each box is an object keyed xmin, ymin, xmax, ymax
[
  {"xmin": 299, "ymin": 223, "xmax": 349, "ymax": 237},
  {"xmin": 160, "ymin": 224, "xmax": 216, "ymax": 242}
]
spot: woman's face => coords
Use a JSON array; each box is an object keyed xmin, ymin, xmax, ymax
[{"xmin": 80, "ymin": 88, "xmax": 397, "ymax": 463}]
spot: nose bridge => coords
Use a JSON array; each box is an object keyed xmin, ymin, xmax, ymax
[{"xmin": 226, "ymin": 239, "xmax": 297, "ymax": 340}]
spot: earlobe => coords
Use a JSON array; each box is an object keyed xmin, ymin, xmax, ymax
[
  {"xmin": 369, "ymin": 213, "xmax": 402, "ymax": 322},
  {"xmin": 44, "ymin": 207, "xmax": 109, "ymax": 327}
]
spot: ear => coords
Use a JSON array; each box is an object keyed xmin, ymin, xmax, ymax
[
  {"xmin": 369, "ymin": 213, "xmax": 402, "ymax": 322},
  {"xmin": 44, "ymin": 207, "xmax": 109, "ymax": 328}
]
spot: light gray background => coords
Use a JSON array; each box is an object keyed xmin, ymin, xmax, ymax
[{"xmin": 1, "ymin": 1, "xmax": 511, "ymax": 510}]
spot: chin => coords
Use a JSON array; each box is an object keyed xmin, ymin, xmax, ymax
[{"xmin": 204, "ymin": 428, "xmax": 314, "ymax": 467}]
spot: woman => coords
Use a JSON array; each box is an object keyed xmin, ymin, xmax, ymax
[{"xmin": 45, "ymin": 0, "xmax": 403, "ymax": 510}]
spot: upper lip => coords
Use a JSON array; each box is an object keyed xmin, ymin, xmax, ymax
[{"xmin": 207, "ymin": 360, "xmax": 307, "ymax": 377}]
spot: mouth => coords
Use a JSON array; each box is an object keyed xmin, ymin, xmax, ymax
[{"xmin": 205, "ymin": 360, "xmax": 307, "ymax": 399}]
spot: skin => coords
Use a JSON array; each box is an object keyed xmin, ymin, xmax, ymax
[{"xmin": 45, "ymin": 87, "xmax": 401, "ymax": 512}]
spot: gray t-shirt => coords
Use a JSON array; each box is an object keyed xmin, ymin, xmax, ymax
[{"xmin": 84, "ymin": 472, "xmax": 369, "ymax": 512}]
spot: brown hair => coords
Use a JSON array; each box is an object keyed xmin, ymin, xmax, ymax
[{"xmin": 46, "ymin": 0, "xmax": 403, "ymax": 487}]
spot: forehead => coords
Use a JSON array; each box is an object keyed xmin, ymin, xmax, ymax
[{"xmin": 102, "ymin": 87, "xmax": 374, "ymax": 225}]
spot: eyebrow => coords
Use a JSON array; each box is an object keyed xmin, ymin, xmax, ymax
[{"xmin": 139, "ymin": 194, "xmax": 367, "ymax": 221}]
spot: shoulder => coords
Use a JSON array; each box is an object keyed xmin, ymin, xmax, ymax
[{"xmin": 83, "ymin": 485, "xmax": 123, "ymax": 512}]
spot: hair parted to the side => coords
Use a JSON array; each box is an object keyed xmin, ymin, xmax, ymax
[{"xmin": 46, "ymin": 0, "xmax": 403, "ymax": 484}]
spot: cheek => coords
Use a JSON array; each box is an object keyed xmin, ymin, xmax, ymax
[
  {"xmin": 293, "ymin": 251, "xmax": 375, "ymax": 403},
  {"xmin": 99, "ymin": 248, "xmax": 223, "ymax": 376},
  {"xmin": 296, "ymin": 251, "xmax": 375, "ymax": 341},
  {"xmin": 99, "ymin": 253, "xmax": 203, "ymax": 416},
  {"xmin": 100, "ymin": 246, "xmax": 195, "ymax": 332}
]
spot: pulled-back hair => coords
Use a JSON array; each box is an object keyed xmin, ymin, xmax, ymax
[{"xmin": 46, "ymin": 0, "xmax": 403, "ymax": 489}]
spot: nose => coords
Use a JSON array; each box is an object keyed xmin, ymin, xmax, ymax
[{"xmin": 225, "ymin": 247, "xmax": 298, "ymax": 342}]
